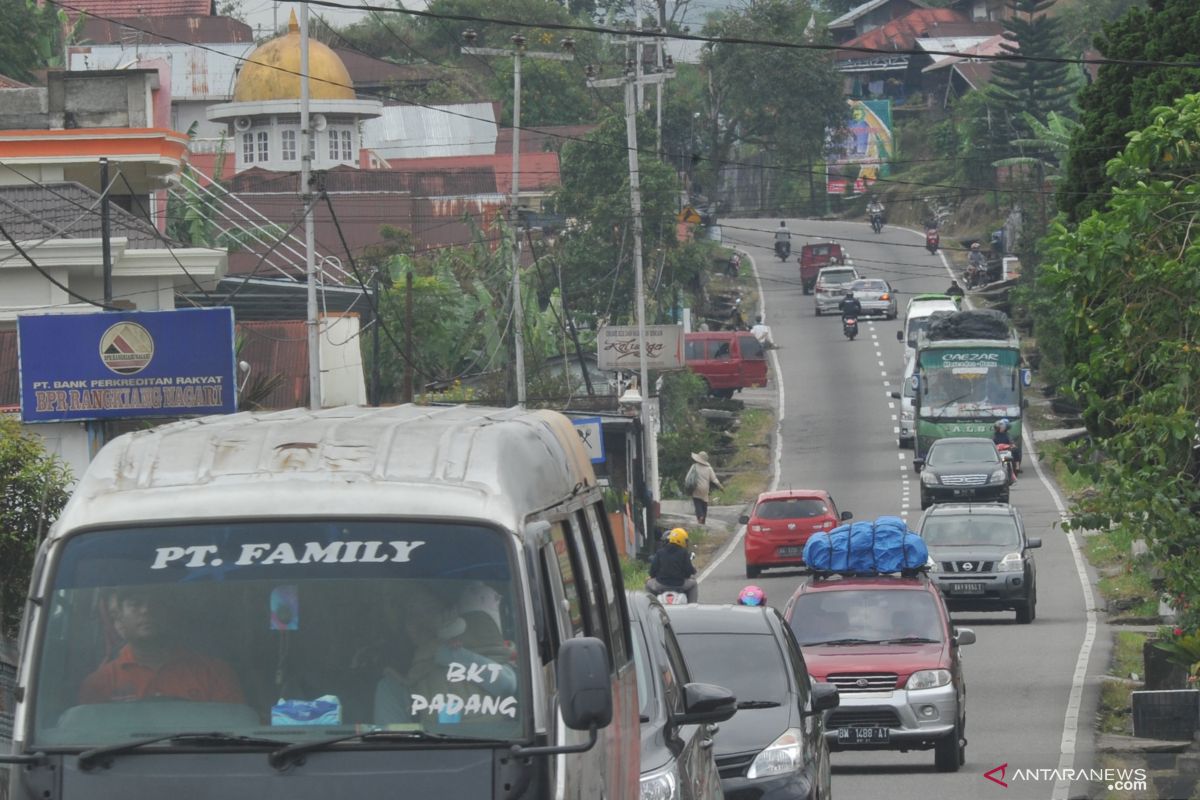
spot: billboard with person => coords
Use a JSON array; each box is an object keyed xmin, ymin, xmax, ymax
[{"xmin": 826, "ymin": 99, "xmax": 894, "ymax": 195}]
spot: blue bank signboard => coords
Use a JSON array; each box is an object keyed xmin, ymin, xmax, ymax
[{"xmin": 18, "ymin": 308, "xmax": 237, "ymax": 423}]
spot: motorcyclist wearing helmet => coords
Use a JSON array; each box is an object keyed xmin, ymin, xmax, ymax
[
  {"xmin": 646, "ymin": 528, "xmax": 698, "ymax": 603},
  {"xmin": 839, "ymin": 290, "xmax": 862, "ymax": 320},
  {"xmin": 737, "ymin": 585, "xmax": 766, "ymax": 607},
  {"xmin": 993, "ymin": 418, "xmax": 1021, "ymax": 474}
]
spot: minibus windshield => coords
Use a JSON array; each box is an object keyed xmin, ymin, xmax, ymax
[{"xmin": 31, "ymin": 521, "xmax": 527, "ymax": 748}]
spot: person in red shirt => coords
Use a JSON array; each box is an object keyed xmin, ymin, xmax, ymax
[{"xmin": 79, "ymin": 588, "xmax": 245, "ymax": 705}]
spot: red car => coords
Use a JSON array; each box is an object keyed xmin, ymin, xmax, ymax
[
  {"xmin": 740, "ymin": 490, "xmax": 852, "ymax": 578},
  {"xmin": 782, "ymin": 575, "xmax": 975, "ymax": 772}
]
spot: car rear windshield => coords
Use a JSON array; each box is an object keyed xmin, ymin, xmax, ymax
[
  {"xmin": 852, "ymin": 280, "xmax": 887, "ymax": 292},
  {"xmin": 789, "ymin": 590, "xmax": 944, "ymax": 646},
  {"xmin": 674, "ymin": 632, "xmax": 788, "ymax": 704},
  {"xmin": 756, "ymin": 498, "xmax": 829, "ymax": 520},
  {"xmin": 928, "ymin": 442, "xmax": 999, "ymax": 465},
  {"xmin": 31, "ymin": 521, "xmax": 526, "ymax": 747},
  {"xmin": 820, "ymin": 270, "xmax": 856, "ymax": 285},
  {"xmin": 921, "ymin": 516, "xmax": 1020, "ymax": 547}
]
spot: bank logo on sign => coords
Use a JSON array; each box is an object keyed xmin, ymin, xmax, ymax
[{"xmin": 99, "ymin": 322, "xmax": 155, "ymax": 375}]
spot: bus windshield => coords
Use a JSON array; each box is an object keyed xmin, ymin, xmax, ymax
[
  {"xmin": 918, "ymin": 349, "xmax": 1020, "ymax": 418},
  {"xmin": 31, "ymin": 521, "xmax": 527, "ymax": 748}
]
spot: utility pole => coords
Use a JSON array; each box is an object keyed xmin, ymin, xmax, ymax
[
  {"xmin": 462, "ymin": 30, "xmax": 574, "ymax": 408},
  {"xmin": 371, "ymin": 268, "xmax": 382, "ymax": 406},
  {"xmin": 300, "ymin": 4, "xmax": 320, "ymax": 411},
  {"xmin": 587, "ymin": 52, "xmax": 675, "ymax": 535},
  {"xmin": 404, "ymin": 269, "xmax": 414, "ymax": 403},
  {"xmin": 99, "ymin": 157, "xmax": 113, "ymax": 304}
]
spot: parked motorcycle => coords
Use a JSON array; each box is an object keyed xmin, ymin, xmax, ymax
[
  {"xmin": 997, "ymin": 443, "xmax": 1017, "ymax": 483},
  {"xmin": 925, "ymin": 229, "xmax": 940, "ymax": 255},
  {"xmin": 843, "ymin": 316, "xmax": 859, "ymax": 341},
  {"xmin": 775, "ymin": 240, "xmax": 791, "ymax": 261}
]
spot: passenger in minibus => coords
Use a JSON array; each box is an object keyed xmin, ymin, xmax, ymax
[{"xmin": 78, "ymin": 588, "xmax": 245, "ymax": 705}]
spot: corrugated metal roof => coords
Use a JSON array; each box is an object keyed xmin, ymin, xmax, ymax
[
  {"xmin": 236, "ymin": 319, "xmax": 308, "ymax": 410},
  {"xmin": 362, "ymin": 103, "xmax": 498, "ymax": 159},
  {"xmin": 78, "ymin": 14, "xmax": 252, "ymax": 45},
  {"xmin": 829, "ymin": 0, "xmax": 927, "ymax": 29},
  {"xmin": 0, "ymin": 182, "xmax": 171, "ymax": 248},
  {"xmin": 332, "ymin": 49, "xmax": 447, "ymax": 90},
  {"xmin": 67, "ymin": 41, "xmax": 253, "ymax": 100},
  {"xmin": 922, "ymin": 33, "xmax": 1008, "ymax": 72},
  {"xmin": 494, "ymin": 124, "xmax": 597, "ymax": 155},
  {"xmin": 230, "ymin": 164, "xmax": 502, "ymax": 197},
  {"xmin": 383, "ymin": 153, "xmax": 560, "ymax": 193}
]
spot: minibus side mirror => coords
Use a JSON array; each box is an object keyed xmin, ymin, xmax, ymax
[
  {"xmin": 512, "ymin": 637, "xmax": 612, "ymax": 757},
  {"xmin": 806, "ymin": 682, "xmax": 840, "ymax": 716},
  {"xmin": 676, "ymin": 683, "xmax": 738, "ymax": 726},
  {"xmin": 558, "ymin": 637, "xmax": 613, "ymax": 731}
]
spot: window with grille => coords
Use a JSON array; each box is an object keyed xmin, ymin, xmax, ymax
[
  {"xmin": 256, "ymin": 130, "xmax": 269, "ymax": 162},
  {"xmin": 281, "ymin": 129, "xmax": 296, "ymax": 161}
]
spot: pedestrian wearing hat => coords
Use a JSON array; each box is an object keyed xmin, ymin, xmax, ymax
[{"xmin": 684, "ymin": 451, "xmax": 722, "ymax": 524}]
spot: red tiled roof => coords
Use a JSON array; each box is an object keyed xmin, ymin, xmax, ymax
[
  {"xmin": 65, "ymin": 0, "xmax": 213, "ymax": 18},
  {"xmin": 838, "ymin": 8, "xmax": 968, "ymax": 57},
  {"xmin": 0, "ymin": 73, "xmax": 30, "ymax": 89}
]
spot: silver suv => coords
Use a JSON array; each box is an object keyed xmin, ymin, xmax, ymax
[{"xmin": 918, "ymin": 503, "xmax": 1041, "ymax": 624}]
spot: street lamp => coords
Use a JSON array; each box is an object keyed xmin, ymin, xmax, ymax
[{"xmin": 462, "ymin": 31, "xmax": 574, "ymax": 408}]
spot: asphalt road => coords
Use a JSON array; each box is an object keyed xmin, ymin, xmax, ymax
[{"xmin": 701, "ymin": 219, "xmax": 1106, "ymax": 800}]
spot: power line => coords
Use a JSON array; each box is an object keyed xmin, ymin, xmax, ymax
[{"xmin": 0, "ymin": 218, "xmax": 118, "ymax": 310}]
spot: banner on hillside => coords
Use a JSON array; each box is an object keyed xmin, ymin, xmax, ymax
[{"xmin": 826, "ymin": 99, "xmax": 894, "ymax": 195}]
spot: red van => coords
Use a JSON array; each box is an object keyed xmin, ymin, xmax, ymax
[
  {"xmin": 684, "ymin": 331, "xmax": 768, "ymax": 398},
  {"xmin": 799, "ymin": 242, "xmax": 846, "ymax": 294}
]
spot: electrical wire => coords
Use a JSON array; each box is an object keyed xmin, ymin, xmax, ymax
[{"xmin": 0, "ymin": 218, "xmax": 118, "ymax": 310}]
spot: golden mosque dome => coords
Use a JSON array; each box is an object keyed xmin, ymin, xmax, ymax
[{"xmin": 233, "ymin": 10, "xmax": 355, "ymax": 102}]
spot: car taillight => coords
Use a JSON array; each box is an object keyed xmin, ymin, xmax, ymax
[{"xmin": 880, "ymin": 293, "xmax": 890, "ymax": 300}]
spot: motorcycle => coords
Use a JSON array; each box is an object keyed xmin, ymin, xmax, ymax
[
  {"xmin": 870, "ymin": 214, "xmax": 884, "ymax": 234},
  {"xmin": 997, "ymin": 443, "xmax": 1017, "ymax": 483},
  {"xmin": 925, "ymin": 229, "xmax": 940, "ymax": 255},
  {"xmin": 843, "ymin": 316, "xmax": 859, "ymax": 341},
  {"xmin": 775, "ymin": 240, "xmax": 791, "ymax": 261},
  {"xmin": 656, "ymin": 590, "xmax": 690, "ymax": 605}
]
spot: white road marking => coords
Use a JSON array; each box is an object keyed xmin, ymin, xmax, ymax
[
  {"xmin": 888, "ymin": 402, "xmax": 895, "ymax": 410},
  {"xmin": 891, "ymin": 414, "xmax": 898, "ymax": 421},
  {"xmin": 880, "ymin": 370, "xmax": 887, "ymax": 376},
  {"xmin": 899, "ymin": 224, "xmax": 1093, "ymax": 798},
  {"xmin": 898, "ymin": 453, "xmax": 907, "ymax": 460},
  {"xmin": 893, "ymin": 427, "xmax": 900, "ymax": 434}
]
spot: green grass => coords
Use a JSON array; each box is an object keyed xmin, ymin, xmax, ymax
[
  {"xmin": 713, "ymin": 407, "xmax": 772, "ymax": 505},
  {"xmin": 1114, "ymin": 631, "xmax": 1149, "ymax": 679},
  {"xmin": 1098, "ymin": 680, "xmax": 1133, "ymax": 734},
  {"xmin": 1037, "ymin": 441, "xmax": 1095, "ymax": 498},
  {"xmin": 1098, "ymin": 567, "xmax": 1159, "ymax": 617},
  {"xmin": 621, "ymin": 555, "xmax": 649, "ymax": 590}
]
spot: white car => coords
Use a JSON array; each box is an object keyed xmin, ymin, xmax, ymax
[
  {"xmin": 892, "ymin": 357, "xmax": 916, "ymax": 448},
  {"xmin": 898, "ymin": 296, "xmax": 960, "ymax": 365}
]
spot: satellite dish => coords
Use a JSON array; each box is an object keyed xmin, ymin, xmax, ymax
[
  {"xmin": 234, "ymin": 117, "xmax": 252, "ymax": 131},
  {"xmin": 312, "ymin": 114, "xmax": 328, "ymax": 132}
]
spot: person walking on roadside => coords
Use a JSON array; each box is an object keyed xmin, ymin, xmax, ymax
[{"xmin": 684, "ymin": 451, "xmax": 722, "ymax": 525}]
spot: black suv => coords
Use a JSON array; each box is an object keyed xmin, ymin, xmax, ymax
[
  {"xmin": 665, "ymin": 604, "xmax": 839, "ymax": 800},
  {"xmin": 914, "ymin": 437, "xmax": 1011, "ymax": 509},
  {"xmin": 918, "ymin": 503, "xmax": 1041, "ymax": 623},
  {"xmin": 627, "ymin": 592, "xmax": 737, "ymax": 800}
]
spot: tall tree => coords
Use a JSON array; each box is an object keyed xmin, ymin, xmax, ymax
[
  {"xmin": 1039, "ymin": 91, "xmax": 1200, "ymax": 632},
  {"xmin": 989, "ymin": 0, "xmax": 1077, "ymax": 139},
  {"xmin": 700, "ymin": 0, "xmax": 844, "ymax": 206},
  {"xmin": 0, "ymin": 417, "xmax": 71, "ymax": 638},
  {"xmin": 1058, "ymin": 0, "xmax": 1200, "ymax": 222},
  {"xmin": 0, "ymin": 0, "xmax": 65, "ymax": 83}
]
